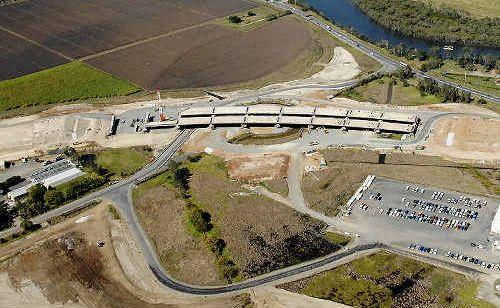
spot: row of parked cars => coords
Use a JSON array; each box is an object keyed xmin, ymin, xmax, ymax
[
  {"xmin": 406, "ymin": 199, "xmax": 479, "ymax": 220},
  {"xmin": 386, "ymin": 207, "xmax": 470, "ymax": 231},
  {"xmin": 408, "ymin": 243, "xmax": 438, "ymax": 254},
  {"xmin": 446, "ymin": 251, "xmax": 499, "ymax": 270},
  {"xmin": 405, "ymin": 185, "xmax": 425, "ymax": 194}
]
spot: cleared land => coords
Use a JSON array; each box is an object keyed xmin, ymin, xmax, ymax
[
  {"xmin": 87, "ymin": 16, "xmax": 323, "ymax": 90},
  {"xmin": 425, "ymin": 116, "xmax": 500, "ymax": 162},
  {"xmin": 340, "ymin": 77, "xmax": 442, "ymax": 106},
  {"xmin": 302, "ymin": 149, "xmax": 495, "ymax": 217},
  {"xmin": 225, "ymin": 153, "xmax": 289, "ymax": 182},
  {"xmin": 0, "ymin": 62, "xmax": 140, "ymax": 113},
  {"xmin": 280, "ymin": 251, "xmax": 494, "ymax": 307}
]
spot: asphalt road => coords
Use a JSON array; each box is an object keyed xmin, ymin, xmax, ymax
[{"xmin": 271, "ymin": 1, "xmax": 500, "ymax": 104}]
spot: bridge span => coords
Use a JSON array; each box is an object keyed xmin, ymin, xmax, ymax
[{"xmin": 146, "ymin": 105, "xmax": 420, "ymax": 134}]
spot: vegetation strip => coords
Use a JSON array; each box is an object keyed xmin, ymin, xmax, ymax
[{"xmin": 0, "ymin": 61, "xmax": 141, "ymax": 114}]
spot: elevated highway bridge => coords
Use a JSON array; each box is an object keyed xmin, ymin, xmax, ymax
[{"xmin": 146, "ymin": 105, "xmax": 420, "ymax": 134}]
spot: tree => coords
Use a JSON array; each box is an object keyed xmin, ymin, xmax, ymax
[
  {"xmin": 27, "ymin": 184, "xmax": 46, "ymax": 207},
  {"xmin": 190, "ymin": 208, "xmax": 212, "ymax": 232},
  {"xmin": 0, "ymin": 201, "xmax": 14, "ymax": 230},
  {"xmin": 228, "ymin": 15, "xmax": 242, "ymax": 24},
  {"xmin": 44, "ymin": 189, "xmax": 65, "ymax": 207},
  {"xmin": 208, "ymin": 237, "xmax": 226, "ymax": 255}
]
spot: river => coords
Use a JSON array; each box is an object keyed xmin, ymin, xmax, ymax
[{"xmin": 304, "ymin": 0, "xmax": 500, "ymax": 57}]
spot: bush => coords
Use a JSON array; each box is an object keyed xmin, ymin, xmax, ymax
[
  {"xmin": 21, "ymin": 219, "xmax": 40, "ymax": 232},
  {"xmin": 266, "ymin": 14, "xmax": 278, "ymax": 21},
  {"xmin": 247, "ymin": 11, "xmax": 256, "ymax": 16},
  {"xmin": 228, "ymin": 15, "xmax": 242, "ymax": 24},
  {"xmin": 190, "ymin": 208, "xmax": 212, "ymax": 233}
]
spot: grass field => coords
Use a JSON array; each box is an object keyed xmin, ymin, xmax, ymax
[
  {"xmin": 95, "ymin": 147, "xmax": 153, "ymax": 177},
  {"xmin": 415, "ymin": 0, "xmax": 500, "ymax": 19},
  {"xmin": 280, "ymin": 251, "xmax": 494, "ymax": 307},
  {"xmin": 340, "ymin": 76, "xmax": 442, "ymax": 106},
  {"xmin": 0, "ymin": 62, "xmax": 141, "ymax": 114}
]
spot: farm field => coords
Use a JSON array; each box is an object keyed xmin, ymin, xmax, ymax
[
  {"xmin": 0, "ymin": 0, "xmax": 256, "ymax": 80},
  {"xmin": 280, "ymin": 251, "xmax": 493, "ymax": 307},
  {"xmin": 87, "ymin": 16, "xmax": 321, "ymax": 90},
  {"xmin": 0, "ymin": 62, "xmax": 140, "ymax": 113},
  {"xmin": 0, "ymin": 30, "xmax": 68, "ymax": 81}
]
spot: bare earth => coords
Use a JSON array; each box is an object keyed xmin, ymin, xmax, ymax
[
  {"xmin": 426, "ymin": 116, "xmax": 500, "ymax": 162},
  {"xmin": 226, "ymin": 153, "xmax": 290, "ymax": 182}
]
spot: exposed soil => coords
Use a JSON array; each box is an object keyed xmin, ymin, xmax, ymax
[
  {"xmin": 87, "ymin": 16, "xmax": 315, "ymax": 90},
  {"xmin": 425, "ymin": 116, "xmax": 500, "ymax": 162},
  {"xmin": 226, "ymin": 153, "xmax": 289, "ymax": 182}
]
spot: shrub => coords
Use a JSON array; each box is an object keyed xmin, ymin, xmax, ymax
[{"xmin": 228, "ymin": 15, "xmax": 242, "ymax": 23}]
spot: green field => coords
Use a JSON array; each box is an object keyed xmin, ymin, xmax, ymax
[
  {"xmin": 95, "ymin": 147, "xmax": 153, "ymax": 177},
  {"xmin": 281, "ymin": 251, "xmax": 494, "ymax": 307},
  {"xmin": 0, "ymin": 62, "xmax": 141, "ymax": 114},
  {"xmin": 340, "ymin": 77, "xmax": 442, "ymax": 106}
]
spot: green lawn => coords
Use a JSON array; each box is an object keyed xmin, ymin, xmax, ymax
[
  {"xmin": 95, "ymin": 147, "xmax": 153, "ymax": 177},
  {"xmin": 284, "ymin": 251, "xmax": 494, "ymax": 307},
  {"xmin": 0, "ymin": 61, "xmax": 141, "ymax": 114},
  {"xmin": 341, "ymin": 77, "xmax": 442, "ymax": 106}
]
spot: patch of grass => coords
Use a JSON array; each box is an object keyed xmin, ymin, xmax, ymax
[
  {"xmin": 95, "ymin": 147, "xmax": 153, "ymax": 177},
  {"xmin": 228, "ymin": 128, "xmax": 301, "ymax": 145},
  {"xmin": 0, "ymin": 61, "xmax": 141, "ymax": 115},
  {"xmin": 281, "ymin": 251, "xmax": 494, "ymax": 307},
  {"xmin": 340, "ymin": 76, "xmax": 442, "ymax": 105},
  {"xmin": 107, "ymin": 204, "xmax": 120, "ymax": 220},
  {"xmin": 325, "ymin": 232, "xmax": 351, "ymax": 246},
  {"xmin": 466, "ymin": 167, "xmax": 500, "ymax": 195}
]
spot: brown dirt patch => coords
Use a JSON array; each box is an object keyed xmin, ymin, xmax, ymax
[
  {"xmin": 133, "ymin": 183, "xmax": 223, "ymax": 286},
  {"xmin": 226, "ymin": 153, "xmax": 289, "ymax": 182},
  {"xmin": 304, "ymin": 149, "xmax": 493, "ymax": 216},
  {"xmin": 86, "ymin": 16, "xmax": 316, "ymax": 90},
  {"xmin": 426, "ymin": 116, "xmax": 500, "ymax": 162}
]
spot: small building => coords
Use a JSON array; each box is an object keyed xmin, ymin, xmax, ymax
[{"xmin": 491, "ymin": 205, "xmax": 500, "ymax": 236}]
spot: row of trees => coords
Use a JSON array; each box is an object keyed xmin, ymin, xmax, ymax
[
  {"xmin": 417, "ymin": 78, "xmax": 472, "ymax": 103},
  {"xmin": 167, "ymin": 156, "xmax": 239, "ymax": 282},
  {"xmin": 15, "ymin": 172, "xmax": 107, "ymax": 220}
]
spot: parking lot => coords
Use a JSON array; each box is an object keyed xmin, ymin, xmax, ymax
[{"xmin": 347, "ymin": 177, "xmax": 500, "ymax": 267}]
